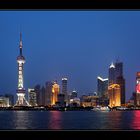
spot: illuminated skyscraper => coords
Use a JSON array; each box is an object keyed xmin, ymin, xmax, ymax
[
  {"xmin": 97, "ymin": 76, "xmax": 108, "ymax": 97},
  {"xmin": 115, "ymin": 61, "xmax": 125, "ymax": 105},
  {"xmin": 108, "ymin": 62, "xmax": 115, "ymax": 86},
  {"xmin": 45, "ymin": 81, "xmax": 53, "ymax": 106},
  {"xmin": 62, "ymin": 78, "xmax": 68, "ymax": 104},
  {"xmin": 108, "ymin": 84, "xmax": 121, "ymax": 108},
  {"xmin": 28, "ymin": 88, "xmax": 37, "ymax": 106},
  {"xmin": 15, "ymin": 33, "xmax": 29, "ymax": 106},
  {"xmin": 51, "ymin": 81, "xmax": 60, "ymax": 105},
  {"xmin": 135, "ymin": 72, "xmax": 140, "ymax": 106}
]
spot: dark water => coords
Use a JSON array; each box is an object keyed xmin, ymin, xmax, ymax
[{"xmin": 0, "ymin": 110, "xmax": 140, "ymax": 130}]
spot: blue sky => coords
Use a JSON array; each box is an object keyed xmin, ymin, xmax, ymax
[{"xmin": 0, "ymin": 11, "xmax": 140, "ymax": 101}]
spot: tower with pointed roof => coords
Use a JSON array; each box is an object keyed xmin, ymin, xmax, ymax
[{"xmin": 15, "ymin": 33, "xmax": 29, "ymax": 106}]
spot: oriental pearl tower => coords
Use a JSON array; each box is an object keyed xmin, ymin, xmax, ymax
[{"xmin": 15, "ymin": 33, "xmax": 30, "ymax": 106}]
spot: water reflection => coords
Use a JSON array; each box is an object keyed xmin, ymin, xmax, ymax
[
  {"xmin": 48, "ymin": 111, "xmax": 62, "ymax": 129},
  {"xmin": 131, "ymin": 111, "xmax": 140, "ymax": 130},
  {"xmin": 13, "ymin": 111, "xmax": 31, "ymax": 129}
]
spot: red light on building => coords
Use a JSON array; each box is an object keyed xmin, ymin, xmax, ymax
[{"xmin": 136, "ymin": 84, "xmax": 140, "ymax": 93}]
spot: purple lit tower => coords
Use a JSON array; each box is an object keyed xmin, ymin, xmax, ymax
[{"xmin": 15, "ymin": 33, "xmax": 29, "ymax": 106}]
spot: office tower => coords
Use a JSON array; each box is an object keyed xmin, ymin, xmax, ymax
[
  {"xmin": 34, "ymin": 84, "xmax": 41, "ymax": 106},
  {"xmin": 15, "ymin": 33, "xmax": 29, "ymax": 106},
  {"xmin": 115, "ymin": 61, "xmax": 123, "ymax": 80},
  {"xmin": 51, "ymin": 81, "xmax": 60, "ymax": 105},
  {"xmin": 45, "ymin": 81, "xmax": 53, "ymax": 106},
  {"xmin": 28, "ymin": 88, "xmax": 37, "ymax": 106},
  {"xmin": 5, "ymin": 94, "xmax": 14, "ymax": 106},
  {"xmin": 108, "ymin": 62, "xmax": 116, "ymax": 86},
  {"xmin": 116, "ymin": 76, "xmax": 125, "ymax": 105},
  {"xmin": 62, "ymin": 78, "xmax": 68, "ymax": 104},
  {"xmin": 108, "ymin": 84, "xmax": 121, "ymax": 108},
  {"xmin": 135, "ymin": 72, "xmax": 140, "ymax": 106},
  {"xmin": 115, "ymin": 61, "xmax": 125, "ymax": 105},
  {"xmin": 97, "ymin": 76, "xmax": 108, "ymax": 97}
]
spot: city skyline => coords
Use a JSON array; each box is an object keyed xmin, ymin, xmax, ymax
[{"xmin": 0, "ymin": 11, "xmax": 140, "ymax": 101}]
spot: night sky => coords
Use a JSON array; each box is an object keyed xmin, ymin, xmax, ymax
[{"xmin": 0, "ymin": 11, "xmax": 140, "ymax": 101}]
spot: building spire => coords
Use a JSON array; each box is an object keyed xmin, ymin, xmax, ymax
[{"xmin": 19, "ymin": 32, "xmax": 22, "ymax": 56}]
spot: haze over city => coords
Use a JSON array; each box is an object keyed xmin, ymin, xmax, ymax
[{"xmin": 0, "ymin": 11, "xmax": 140, "ymax": 101}]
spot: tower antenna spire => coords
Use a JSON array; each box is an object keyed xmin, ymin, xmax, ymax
[{"xmin": 19, "ymin": 32, "xmax": 22, "ymax": 55}]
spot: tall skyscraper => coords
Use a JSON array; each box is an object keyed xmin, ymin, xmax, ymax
[
  {"xmin": 28, "ymin": 88, "xmax": 37, "ymax": 106},
  {"xmin": 62, "ymin": 78, "xmax": 68, "ymax": 104},
  {"xmin": 34, "ymin": 84, "xmax": 41, "ymax": 106},
  {"xmin": 135, "ymin": 72, "xmax": 140, "ymax": 106},
  {"xmin": 108, "ymin": 61, "xmax": 125, "ymax": 105},
  {"xmin": 108, "ymin": 84, "xmax": 121, "ymax": 108},
  {"xmin": 15, "ymin": 33, "xmax": 29, "ymax": 106},
  {"xmin": 108, "ymin": 62, "xmax": 116, "ymax": 86},
  {"xmin": 115, "ymin": 61, "xmax": 123, "ymax": 80},
  {"xmin": 51, "ymin": 81, "xmax": 60, "ymax": 105},
  {"xmin": 115, "ymin": 61, "xmax": 125, "ymax": 105},
  {"xmin": 97, "ymin": 76, "xmax": 108, "ymax": 97},
  {"xmin": 45, "ymin": 81, "xmax": 53, "ymax": 106},
  {"xmin": 116, "ymin": 76, "xmax": 125, "ymax": 105}
]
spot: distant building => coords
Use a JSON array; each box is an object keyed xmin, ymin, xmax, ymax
[
  {"xmin": 80, "ymin": 95, "xmax": 99, "ymax": 107},
  {"xmin": 5, "ymin": 94, "xmax": 14, "ymax": 106},
  {"xmin": 34, "ymin": 84, "xmax": 41, "ymax": 106},
  {"xmin": 57, "ymin": 93, "xmax": 65, "ymax": 107},
  {"xmin": 135, "ymin": 72, "xmax": 140, "ymax": 106},
  {"xmin": 45, "ymin": 81, "xmax": 53, "ymax": 106},
  {"xmin": 71, "ymin": 90, "xmax": 77, "ymax": 99},
  {"xmin": 70, "ymin": 97, "xmax": 80, "ymax": 107},
  {"xmin": 51, "ymin": 81, "xmax": 60, "ymax": 105},
  {"xmin": 0, "ymin": 96, "xmax": 9, "ymax": 107},
  {"xmin": 62, "ymin": 78, "xmax": 68, "ymax": 104},
  {"xmin": 108, "ymin": 84, "xmax": 121, "ymax": 108},
  {"xmin": 28, "ymin": 88, "xmax": 37, "ymax": 106},
  {"xmin": 97, "ymin": 76, "xmax": 108, "ymax": 97}
]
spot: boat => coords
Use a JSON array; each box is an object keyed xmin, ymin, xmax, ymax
[{"xmin": 91, "ymin": 106, "xmax": 110, "ymax": 111}]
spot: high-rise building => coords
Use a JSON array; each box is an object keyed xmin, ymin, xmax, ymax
[
  {"xmin": 135, "ymin": 72, "xmax": 140, "ymax": 106},
  {"xmin": 58, "ymin": 94, "xmax": 65, "ymax": 107},
  {"xmin": 28, "ymin": 88, "xmax": 37, "ymax": 106},
  {"xmin": 45, "ymin": 81, "xmax": 53, "ymax": 106},
  {"xmin": 97, "ymin": 76, "xmax": 108, "ymax": 97},
  {"xmin": 115, "ymin": 61, "xmax": 123, "ymax": 80},
  {"xmin": 115, "ymin": 61, "xmax": 125, "ymax": 105},
  {"xmin": 116, "ymin": 76, "xmax": 125, "ymax": 105},
  {"xmin": 62, "ymin": 78, "xmax": 68, "ymax": 104},
  {"xmin": 51, "ymin": 81, "xmax": 60, "ymax": 105},
  {"xmin": 15, "ymin": 33, "xmax": 29, "ymax": 106},
  {"xmin": 108, "ymin": 84, "xmax": 121, "ymax": 108},
  {"xmin": 108, "ymin": 61, "xmax": 125, "ymax": 105},
  {"xmin": 34, "ymin": 84, "xmax": 41, "ymax": 106},
  {"xmin": 108, "ymin": 62, "xmax": 116, "ymax": 86}
]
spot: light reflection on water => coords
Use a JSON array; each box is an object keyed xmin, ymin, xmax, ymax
[
  {"xmin": 0, "ymin": 110, "xmax": 140, "ymax": 130},
  {"xmin": 131, "ymin": 111, "xmax": 140, "ymax": 130}
]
